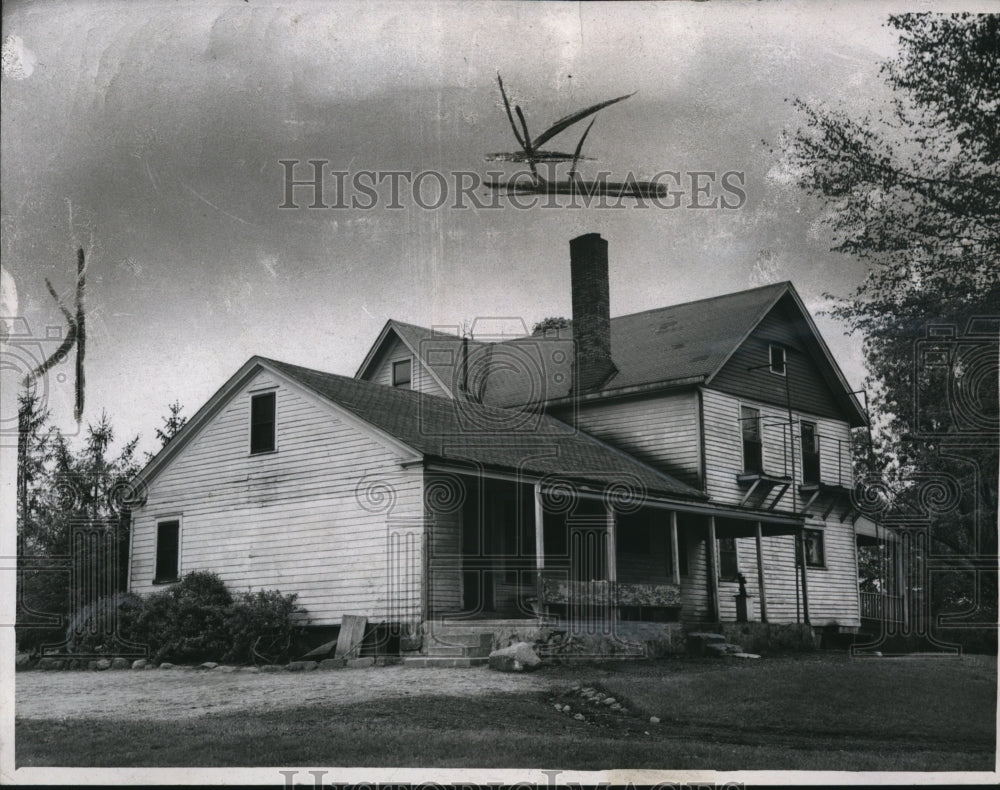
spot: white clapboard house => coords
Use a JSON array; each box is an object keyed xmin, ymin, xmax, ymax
[{"xmin": 128, "ymin": 233, "xmax": 891, "ymax": 657}]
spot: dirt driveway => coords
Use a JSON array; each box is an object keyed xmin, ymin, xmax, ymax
[{"xmin": 16, "ymin": 666, "xmax": 566, "ymax": 722}]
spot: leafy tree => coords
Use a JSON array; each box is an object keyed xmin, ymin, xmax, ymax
[{"xmin": 784, "ymin": 12, "xmax": 999, "ymax": 642}]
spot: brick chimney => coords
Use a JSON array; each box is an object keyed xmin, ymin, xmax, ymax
[{"xmin": 570, "ymin": 233, "xmax": 617, "ymax": 392}]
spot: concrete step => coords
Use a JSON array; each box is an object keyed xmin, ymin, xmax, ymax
[
  {"xmin": 401, "ymin": 656, "xmax": 489, "ymax": 668},
  {"xmin": 425, "ymin": 632, "xmax": 491, "ymax": 648},
  {"xmin": 424, "ymin": 645, "xmax": 491, "ymax": 658}
]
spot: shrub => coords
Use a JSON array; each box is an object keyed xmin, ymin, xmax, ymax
[
  {"xmin": 66, "ymin": 571, "xmax": 303, "ymax": 664},
  {"xmin": 65, "ymin": 593, "xmax": 146, "ymax": 655},
  {"xmin": 223, "ymin": 589, "xmax": 300, "ymax": 665}
]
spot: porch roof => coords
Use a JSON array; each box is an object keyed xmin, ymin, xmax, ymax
[{"xmin": 264, "ymin": 358, "xmax": 707, "ymax": 501}]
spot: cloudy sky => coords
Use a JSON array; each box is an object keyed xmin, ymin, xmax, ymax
[{"xmin": 0, "ymin": 0, "xmax": 970, "ymax": 455}]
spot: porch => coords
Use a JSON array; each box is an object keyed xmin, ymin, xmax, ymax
[{"xmin": 423, "ymin": 470, "xmax": 813, "ymax": 630}]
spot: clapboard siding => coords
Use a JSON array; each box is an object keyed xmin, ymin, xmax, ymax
[
  {"xmin": 710, "ymin": 296, "xmax": 851, "ymax": 422},
  {"xmin": 702, "ymin": 388, "xmax": 853, "ymax": 508},
  {"xmin": 361, "ymin": 333, "xmax": 448, "ymax": 397},
  {"xmin": 427, "ymin": 486, "xmax": 463, "ymax": 615},
  {"xmin": 679, "ymin": 521, "xmax": 711, "ymax": 622},
  {"xmin": 129, "ymin": 369, "xmax": 424, "ymax": 625},
  {"xmin": 678, "ymin": 524, "xmax": 860, "ymax": 627},
  {"xmin": 556, "ymin": 391, "xmax": 702, "ymax": 487}
]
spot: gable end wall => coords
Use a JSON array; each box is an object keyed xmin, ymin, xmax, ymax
[{"xmin": 129, "ymin": 369, "xmax": 425, "ymax": 626}]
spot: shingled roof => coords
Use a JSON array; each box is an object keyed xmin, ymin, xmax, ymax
[{"xmin": 263, "ymin": 358, "xmax": 706, "ymax": 501}]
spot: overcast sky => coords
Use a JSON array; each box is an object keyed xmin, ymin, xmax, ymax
[{"xmin": 1, "ymin": 0, "xmax": 974, "ymax": 456}]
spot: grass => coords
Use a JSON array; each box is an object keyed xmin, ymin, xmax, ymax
[
  {"xmin": 16, "ymin": 653, "xmax": 996, "ymax": 771},
  {"xmin": 595, "ymin": 652, "xmax": 997, "ymax": 745}
]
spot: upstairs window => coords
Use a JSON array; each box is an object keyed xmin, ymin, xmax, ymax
[
  {"xmin": 392, "ymin": 358, "xmax": 412, "ymax": 389},
  {"xmin": 250, "ymin": 392, "xmax": 276, "ymax": 454},
  {"xmin": 717, "ymin": 537, "xmax": 739, "ymax": 581},
  {"xmin": 769, "ymin": 344, "xmax": 786, "ymax": 376},
  {"xmin": 740, "ymin": 405, "xmax": 763, "ymax": 474},
  {"xmin": 800, "ymin": 420, "xmax": 820, "ymax": 484},
  {"xmin": 154, "ymin": 520, "xmax": 180, "ymax": 583},
  {"xmin": 802, "ymin": 528, "xmax": 825, "ymax": 567}
]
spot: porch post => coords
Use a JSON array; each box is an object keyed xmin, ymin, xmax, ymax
[
  {"xmin": 533, "ymin": 482, "xmax": 545, "ymax": 618},
  {"xmin": 670, "ymin": 511, "xmax": 681, "ymax": 585},
  {"xmin": 755, "ymin": 521, "xmax": 768, "ymax": 623},
  {"xmin": 798, "ymin": 529, "xmax": 811, "ymax": 625},
  {"xmin": 605, "ymin": 503, "xmax": 618, "ymax": 626},
  {"xmin": 895, "ymin": 535, "xmax": 908, "ymax": 625},
  {"xmin": 708, "ymin": 516, "xmax": 721, "ymax": 623}
]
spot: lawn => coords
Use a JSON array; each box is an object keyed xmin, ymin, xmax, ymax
[{"xmin": 16, "ymin": 653, "xmax": 996, "ymax": 771}]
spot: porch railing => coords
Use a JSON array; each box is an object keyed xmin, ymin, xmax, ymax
[
  {"xmin": 859, "ymin": 591, "xmax": 904, "ymax": 623},
  {"xmin": 538, "ymin": 578, "xmax": 681, "ymax": 608}
]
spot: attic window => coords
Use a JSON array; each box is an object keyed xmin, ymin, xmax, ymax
[
  {"xmin": 392, "ymin": 358, "xmax": 412, "ymax": 389},
  {"xmin": 769, "ymin": 344, "xmax": 786, "ymax": 376},
  {"xmin": 250, "ymin": 392, "xmax": 276, "ymax": 454}
]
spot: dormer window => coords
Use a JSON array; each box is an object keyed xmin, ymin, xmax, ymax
[
  {"xmin": 769, "ymin": 344, "xmax": 786, "ymax": 376},
  {"xmin": 250, "ymin": 391, "xmax": 276, "ymax": 454},
  {"xmin": 392, "ymin": 358, "xmax": 412, "ymax": 389}
]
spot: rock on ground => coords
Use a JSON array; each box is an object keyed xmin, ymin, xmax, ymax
[{"xmin": 488, "ymin": 641, "xmax": 542, "ymax": 673}]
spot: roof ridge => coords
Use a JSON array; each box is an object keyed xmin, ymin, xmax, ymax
[{"xmin": 609, "ymin": 280, "xmax": 791, "ymax": 323}]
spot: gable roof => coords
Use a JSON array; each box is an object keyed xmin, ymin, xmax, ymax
[
  {"xmin": 483, "ymin": 281, "xmax": 793, "ymax": 407},
  {"xmin": 265, "ymin": 357, "xmax": 705, "ymax": 501},
  {"xmin": 133, "ymin": 355, "xmax": 706, "ymax": 503},
  {"xmin": 355, "ymin": 319, "xmax": 490, "ymax": 397},
  {"xmin": 371, "ymin": 282, "xmax": 867, "ymax": 426}
]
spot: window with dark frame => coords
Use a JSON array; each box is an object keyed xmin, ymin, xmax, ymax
[
  {"xmin": 717, "ymin": 536, "xmax": 739, "ymax": 581},
  {"xmin": 800, "ymin": 420, "xmax": 821, "ymax": 484},
  {"xmin": 154, "ymin": 520, "xmax": 180, "ymax": 583},
  {"xmin": 741, "ymin": 405, "xmax": 763, "ymax": 473},
  {"xmin": 250, "ymin": 392, "xmax": 276, "ymax": 454},
  {"xmin": 802, "ymin": 528, "xmax": 825, "ymax": 567},
  {"xmin": 392, "ymin": 358, "xmax": 412, "ymax": 388},
  {"xmin": 769, "ymin": 344, "xmax": 786, "ymax": 375}
]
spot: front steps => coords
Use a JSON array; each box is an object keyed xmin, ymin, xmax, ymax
[{"xmin": 401, "ymin": 622, "xmax": 494, "ymax": 667}]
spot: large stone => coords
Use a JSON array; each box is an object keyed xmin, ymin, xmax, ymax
[
  {"xmin": 346, "ymin": 657, "xmax": 375, "ymax": 669},
  {"xmin": 259, "ymin": 664, "xmax": 281, "ymax": 673},
  {"xmin": 132, "ymin": 659, "xmax": 148, "ymax": 670},
  {"xmin": 319, "ymin": 658, "xmax": 346, "ymax": 670},
  {"xmin": 36, "ymin": 658, "xmax": 58, "ymax": 670},
  {"xmin": 111, "ymin": 657, "xmax": 131, "ymax": 670},
  {"xmin": 158, "ymin": 662, "xmax": 176, "ymax": 670},
  {"xmin": 197, "ymin": 661, "xmax": 218, "ymax": 670},
  {"xmin": 488, "ymin": 641, "xmax": 542, "ymax": 673},
  {"xmin": 15, "ymin": 653, "xmax": 32, "ymax": 670},
  {"xmin": 213, "ymin": 665, "xmax": 239, "ymax": 672},
  {"xmin": 286, "ymin": 660, "xmax": 318, "ymax": 672},
  {"xmin": 95, "ymin": 658, "xmax": 112, "ymax": 671}
]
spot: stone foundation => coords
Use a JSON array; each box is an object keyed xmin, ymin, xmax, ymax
[{"xmin": 490, "ymin": 621, "xmax": 687, "ymax": 660}]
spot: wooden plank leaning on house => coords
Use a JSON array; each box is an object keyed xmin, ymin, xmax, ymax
[{"xmin": 334, "ymin": 614, "xmax": 368, "ymax": 659}]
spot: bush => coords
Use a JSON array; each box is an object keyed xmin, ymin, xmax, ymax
[
  {"xmin": 223, "ymin": 589, "xmax": 300, "ymax": 665},
  {"xmin": 66, "ymin": 571, "xmax": 303, "ymax": 664},
  {"xmin": 67, "ymin": 593, "xmax": 146, "ymax": 655}
]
